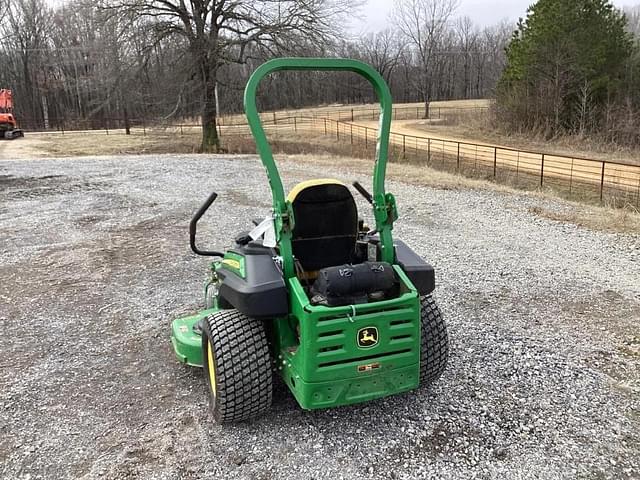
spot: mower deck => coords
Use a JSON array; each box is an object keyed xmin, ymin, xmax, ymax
[{"xmin": 171, "ymin": 309, "xmax": 217, "ymax": 367}]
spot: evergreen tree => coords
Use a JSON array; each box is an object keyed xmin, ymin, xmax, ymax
[{"xmin": 498, "ymin": 0, "xmax": 635, "ymax": 137}]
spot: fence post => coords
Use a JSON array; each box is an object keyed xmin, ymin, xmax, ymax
[
  {"xmin": 324, "ymin": 118, "xmax": 327, "ymax": 135},
  {"xmin": 493, "ymin": 147, "xmax": 497, "ymax": 178},
  {"xmin": 336, "ymin": 122, "xmax": 339, "ymax": 141},
  {"xmin": 457, "ymin": 143, "xmax": 460, "ymax": 171},
  {"xmin": 569, "ymin": 158, "xmax": 574, "ymax": 194},
  {"xmin": 600, "ymin": 162, "xmax": 605, "ymax": 202},
  {"xmin": 416, "ymin": 107, "xmax": 419, "ymax": 119},
  {"xmin": 475, "ymin": 145, "xmax": 478, "ymax": 170},
  {"xmin": 403, "ymin": 135, "xmax": 406, "ymax": 154},
  {"xmin": 427, "ymin": 138, "xmax": 431, "ymax": 163},
  {"xmin": 365, "ymin": 128, "xmax": 368, "ymax": 148},
  {"xmin": 273, "ymin": 112, "xmax": 277, "ymax": 125},
  {"xmin": 351, "ymin": 109, "xmax": 354, "ymax": 122},
  {"xmin": 350, "ymin": 124, "xmax": 353, "ymax": 145},
  {"xmin": 294, "ymin": 117, "xmax": 297, "ymax": 132},
  {"xmin": 540, "ymin": 154, "xmax": 545, "ymax": 187}
]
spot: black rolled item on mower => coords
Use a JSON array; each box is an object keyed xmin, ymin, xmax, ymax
[{"xmin": 310, "ymin": 261, "xmax": 397, "ymax": 307}]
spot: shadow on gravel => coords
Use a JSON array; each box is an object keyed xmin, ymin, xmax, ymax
[{"xmin": 0, "ymin": 173, "xmax": 112, "ymax": 200}]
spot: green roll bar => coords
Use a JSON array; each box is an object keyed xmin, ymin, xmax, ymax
[{"xmin": 243, "ymin": 58, "xmax": 397, "ymax": 279}]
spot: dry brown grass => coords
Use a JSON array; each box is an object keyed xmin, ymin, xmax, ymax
[
  {"xmin": 226, "ymin": 133, "xmax": 640, "ymax": 235},
  {"xmin": 528, "ymin": 204, "xmax": 640, "ymax": 234},
  {"xmin": 37, "ymin": 130, "xmax": 201, "ymax": 157}
]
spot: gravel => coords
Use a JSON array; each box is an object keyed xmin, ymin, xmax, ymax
[{"xmin": 0, "ymin": 154, "xmax": 639, "ymax": 480}]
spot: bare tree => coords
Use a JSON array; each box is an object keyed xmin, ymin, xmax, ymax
[
  {"xmin": 456, "ymin": 16, "xmax": 477, "ymax": 99},
  {"xmin": 357, "ymin": 29, "xmax": 404, "ymax": 87},
  {"xmin": 0, "ymin": 0, "xmax": 515, "ymax": 133},
  {"xmin": 625, "ymin": 5, "xmax": 640, "ymax": 36},
  {"xmin": 106, "ymin": 0, "xmax": 360, "ymax": 151},
  {"xmin": 1, "ymin": 0, "xmax": 52, "ymax": 124},
  {"xmin": 392, "ymin": 0, "xmax": 459, "ymax": 117}
]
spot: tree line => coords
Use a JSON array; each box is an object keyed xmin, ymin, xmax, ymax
[
  {"xmin": 0, "ymin": 0, "xmax": 510, "ymax": 150},
  {"xmin": 3, "ymin": 0, "xmax": 637, "ymax": 151}
]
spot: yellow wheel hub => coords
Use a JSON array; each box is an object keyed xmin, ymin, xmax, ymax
[{"xmin": 207, "ymin": 340, "xmax": 217, "ymax": 396}]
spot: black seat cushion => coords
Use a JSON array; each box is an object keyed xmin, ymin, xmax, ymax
[{"xmin": 289, "ymin": 181, "xmax": 358, "ymax": 271}]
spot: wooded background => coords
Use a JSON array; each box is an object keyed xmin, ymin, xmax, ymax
[
  {"xmin": 0, "ymin": 0, "xmax": 509, "ymax": 146},
  {"xmin": 1, "ymin": 0, "xmax": 639, "ymax": 150}
]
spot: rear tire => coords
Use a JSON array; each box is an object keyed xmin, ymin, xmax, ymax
[
  {"xmin": 419, "ymin": 295, "xmax": 449, "ymax": 386},
  {"xmin": 202, "ymin": 309, "xmax": 273, "ymax": 423}
]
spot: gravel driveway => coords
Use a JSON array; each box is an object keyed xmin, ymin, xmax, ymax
[{"xmin": 1, "ymin": 154, "xmax": 638, "ymax": 480}]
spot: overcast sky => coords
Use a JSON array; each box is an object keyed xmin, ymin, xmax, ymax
[{"xmin": 350, "ymin": 0, "xmax": 640, "ymax": 32}]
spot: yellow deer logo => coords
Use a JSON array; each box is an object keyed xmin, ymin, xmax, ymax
[{"xmin": 357, "ymin": 327, "xmax": 379, "ymax": 348}]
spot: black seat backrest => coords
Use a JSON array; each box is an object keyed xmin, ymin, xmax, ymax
[{"xmin": 287, "ymin": 179, "xmax": 358, "ymax": 271}]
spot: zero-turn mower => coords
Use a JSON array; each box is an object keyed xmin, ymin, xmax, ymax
[{"xmin": 171, "ymin": 58, "xmax": 449, "ymax": 423}]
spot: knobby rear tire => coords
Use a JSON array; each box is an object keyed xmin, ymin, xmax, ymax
[
  {"xmin": 419, "ymin": 295, "xmax": 449, "ymax": 386},
  {"xmin": 201, "ymin": 309, "xmax": 273, "ymax": 423}
]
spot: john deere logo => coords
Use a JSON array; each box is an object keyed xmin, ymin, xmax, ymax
[{"xmin": 357, "ymin": 327, "xmax": 379, "ymax": 348}]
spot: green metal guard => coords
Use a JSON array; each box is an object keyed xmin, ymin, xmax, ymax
[{"xmin": 243, "ymin": 58, "xmax": 397, "ymax": 279}]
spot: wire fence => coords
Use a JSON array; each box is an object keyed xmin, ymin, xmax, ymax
[
  {"xmin": 264, "ymin": 116, "xmax": 640, "ymax": 207},
  {"xmin": 16, "ymin": 103, "xmax": 489, "ymax": 132},
  {"xmin": 218, "ymin": 104, "xmax": 490, "ymax": 126},
  {"xmin": 12, "ymin": 109, "xmax": 640, "ymax": 207}
]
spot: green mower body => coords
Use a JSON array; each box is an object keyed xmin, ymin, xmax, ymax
[{"xmin": 171, "ymin": 58, "xmax": 448, "ymax": 422}]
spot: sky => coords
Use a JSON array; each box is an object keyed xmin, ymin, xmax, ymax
[{"xmin": 351, "ymin": 0, "xmax": 640, "ymax": 32}]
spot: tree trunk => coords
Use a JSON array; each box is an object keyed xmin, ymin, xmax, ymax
[
  {"xmin": 41, "ymin": 94, "xmax": 49, "ymax": 130},
  {"xmin": 423, "ymin": 69, "xmax": 430, "ymax": 119},
  {"xmin": 123, "ymin": 104, "xmax": 130, "ymax": 135},
  {"xmin": 201, "ymin": 63, "xmax": 220, "ymax": 152}
]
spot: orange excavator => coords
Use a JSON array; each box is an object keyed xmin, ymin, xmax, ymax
[{"xmin": 0, "ymin": 89, "xmax": 24, "ymax": 139}]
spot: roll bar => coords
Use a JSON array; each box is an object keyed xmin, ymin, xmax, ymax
[{"xmin": 243, "ymin": 58, "xmax": 397, "ymax": 279}]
